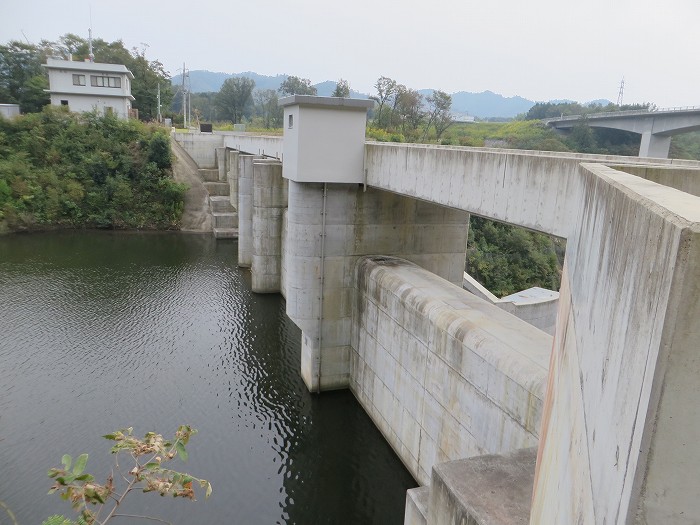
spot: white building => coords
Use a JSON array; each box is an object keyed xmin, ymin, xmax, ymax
[
  {"xmin": 0, "ymin": 104, "xmax": 20, "ymax": 119},
  {"xmin": 42, "ymin": 58, "xmax": 135, "ymax": 119}
]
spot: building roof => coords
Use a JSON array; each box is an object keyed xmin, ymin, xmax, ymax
[
  {"xmin": 279, "ymin": 95, "xmax": 374, "ymax": 110},
  {"xmin": 43, "ymin": 58, "xmax": 134, "ymax": 79}
]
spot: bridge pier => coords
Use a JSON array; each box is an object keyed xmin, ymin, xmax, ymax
[{"xmin": 639, "ymin": 130, "xmax": 672, "ymax": 158}]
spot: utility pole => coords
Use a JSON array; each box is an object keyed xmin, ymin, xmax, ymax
[
  {"xmin": 157, "ymin": 83, "xmax": 162, "ymax": 123},
  {"xmin": 182, "ymin": 62, "xmax": 187, "ymax": 128}
]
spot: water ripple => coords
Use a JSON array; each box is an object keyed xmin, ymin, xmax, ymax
[{"xmin": 0, "ymin": 232, "xmax": 414, "ymax": 525}]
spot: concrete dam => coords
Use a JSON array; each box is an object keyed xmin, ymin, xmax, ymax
[{"xmin": 173, "ymin": 95, "xmax": 700, "ymax": 525}]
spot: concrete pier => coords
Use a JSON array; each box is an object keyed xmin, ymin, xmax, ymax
[
  {"xmin": 252, "ymin": 160, "xmax": 286, "ymax": 293},
  {"xmin": 237, "ymin": 154, "xmax": 256, "ymax": 268},
  {"xmin": 215, "ymin": 147, "xmax": 228, "ymax": 181},
  {"xmin": 284, "ymin": 182, "xmax": 470, "ymax": 392},
  {"xmin": 227, "ymin": 149, "xmax": 239, "ymax": 209}
]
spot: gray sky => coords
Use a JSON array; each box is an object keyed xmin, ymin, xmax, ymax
[{"xmin": 4, "ymin": 0, "xmax": 699, "ymax": 107}]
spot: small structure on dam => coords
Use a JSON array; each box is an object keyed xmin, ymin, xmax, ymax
[{"xmin": 173, "ymin": 98, "xmax": 700, "ymax": 525}]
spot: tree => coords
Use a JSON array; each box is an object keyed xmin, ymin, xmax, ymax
[
  {"xmin": 395, "ymin": 87, "xmax": 424, "ymax": 135},
  {"xmin": 278, "ymin": 75, "xmax": 317, "ymax": 96},
  {"xmin": 331, "ymin": 79, "xmax": 350, "ymax": 98},
  {"xmin": 127, "ymin": 45, "xmax": 174, "ymax": 121},
  {"xmin": 45, "ymin": 425, "xmax": 211, "ymax": 525},
  {"xmin": 254, "ymin": 89, "xmax": 282, "ymax": 128},
  {"xmin": 566, "ymin": 120, "xmax": 597, "ymax": 153},
  {"xmin": 423, "ymin": 90, "xmax": 453, "ymax": 141},
  {"xmin": 466, "ymin": 216, "xmax": 561, "ymax": 297},
  {"xmin": 371, "ymin": 76, "xmax": 397, "ymax": 129},
  {"xmin": 215, "ymin": 77, "xmax": 255, "ymax": 123},
  {"xmin": 0, "ymin": 41, "xmax": 50, "ymax": 113}
]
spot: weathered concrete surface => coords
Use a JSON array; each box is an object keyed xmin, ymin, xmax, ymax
[
  {"xmin": 215, "ymin": 147, "xmax": 228, "ymax": 181},
  {"xmin": 222, "ymin": 132, "xmax": 283, "ymax": 159},
  {"xmin": 463, "ymin": 273, "xmax": 559, "ymax": 335},
  {"xmin": 170, "ymin": 137, "xmax": 212, "ymax": 232},
  {"xmin": 171, "ymin": 132, "xmax": 223, "ymax": 168},
  {"xmin": 252, "ymin": 160, "xmax": 286, "ymax": 293},
  {"xmin": 612, "ymin": 164, "xmax": 700, "ymax": 197},
  {"xmin": 427, "ymin": 447, "xmax": 537, "ymax": 525},
  {"xmin": 351, "ymin": 256, "xmax": 549, "ymax": 485},
  {"xmin": 531, "ymin": 164, "xmax": 700, "ymax": 525},
  {"xmin": 179, "ymin": 132, "xmax": 700, "ymax": 524},
  {"xmin": 365, "ymin": 143, "xmax": 700, "ymax": 239},
  {"xmin": 285, "ymin": 183, "xmax": 470, "ymax": 392},
  {"xmin": 405, "ymin": 486, "xmax": 430, "ymax": 525},
  {"xmin": 237, "ymin": 154, "xmax": 256, "ymax": 267},
  {"xmin": 228, "ymin": 150, "xmax": 239, "ymax": 209}
]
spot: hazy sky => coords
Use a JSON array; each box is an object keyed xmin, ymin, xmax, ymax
[{"xmin": 4, "ymin": 0, "xmax": 699, "ymax": 107}]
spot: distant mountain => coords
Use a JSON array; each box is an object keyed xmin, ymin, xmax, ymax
[
  {"xmin": 419, "ymin": 90, "xmax": 535, "ymax": 119},
  {"xmin": 171, "ymin": 70, "xmax": 288, "ymax": 93},
  {"xmin": 171, "ymin": 70, "xmax": 608, "ymax": 119},
  {"xmin": 172, "ymin": 71, "xmax": 370, "ymax": 99}
]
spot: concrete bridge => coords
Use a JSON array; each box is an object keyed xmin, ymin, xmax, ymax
[
  {"xmin": 173, "ymin": 97, "xmax": 700, "ymax": 525},
  {"xmin": 544, "ymin": 106, "xmax": 700, "ymax": 158}
]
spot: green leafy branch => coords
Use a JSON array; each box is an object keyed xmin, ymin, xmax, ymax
[{"xmin": 46, "ymin": 425, "xmax": 212, "ymax": 525}]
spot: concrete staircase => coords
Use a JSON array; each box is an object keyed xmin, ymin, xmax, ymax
[{"xmin": 198, "ymin": 168, "xmax": 238, "ymax": 239}]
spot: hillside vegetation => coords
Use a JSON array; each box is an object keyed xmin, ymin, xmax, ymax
[{"xmin": 0, "ymin": 107, "xmax": 186, "ymax": 233}]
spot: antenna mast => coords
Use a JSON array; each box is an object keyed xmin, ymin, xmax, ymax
[
  {"xmin": 88, "ymin": 7, "xmax": 95, "ymax": 62},
  {"xmin": 616, "ymin": 77, "xmax": 625, "ymax": 107}
]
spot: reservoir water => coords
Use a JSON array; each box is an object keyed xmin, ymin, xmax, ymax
[{"xmin": 0, "ymin": 232, "xmax": 416, "ymax": 524}]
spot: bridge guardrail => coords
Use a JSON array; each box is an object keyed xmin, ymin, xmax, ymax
[{"xmin": 543, "ymin": 105, "xmax": 700, "ymax": 124}]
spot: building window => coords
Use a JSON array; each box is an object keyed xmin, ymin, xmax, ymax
[
  {"xmin": 90, "ymin": 75, "xmax": 122, "ymax": 88},
  {"xmin": 60, "ymin": 100, "xmax": 69, "ymax": 106},
  {"xmin": 72, "ymin": 74, "xmax": 86, "ymax": 86},
  {"xmin": 288, "ymin": 114, "xmax": 294, "ymax": 129}
]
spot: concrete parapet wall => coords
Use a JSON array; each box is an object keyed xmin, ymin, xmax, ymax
[
  {"xmin": 221, "ymin": 133, "xmax": 283, "ymax": 159},
  {"xmin": 351, "ymin": 256, "xmax": 550, "ymax": 485},
  {"xmin": 364, "ymin": 143, "xmax": 700, "ymax": 239},
  {"xmin": 532, "ymin": 164, "xmax": 700, "ymax": 524},
  {"xmin": 463, "ymin": 273, "xmax": 559, "ymax": 335},
  {"xmin": 612, "ymin": 164, "xmax": 700, "ymax": 197},
  {"xmin": 171, "ymin": 132, "xmax": 223, "ymax": 168}
]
